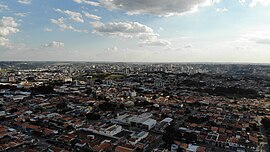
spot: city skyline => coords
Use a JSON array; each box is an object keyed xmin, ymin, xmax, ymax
[{"xmin": 1, "ymin": 0, "xmax": 270, "ymax": 63}]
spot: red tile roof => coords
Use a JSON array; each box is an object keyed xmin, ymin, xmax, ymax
[{"xmin": 115, "ymin": 146, "xmax": 134, "ymax": 152}]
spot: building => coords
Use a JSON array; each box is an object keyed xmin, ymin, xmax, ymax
[
  {"xmin": 0, "ymin": 111, "xmax": 6, "ymax": 119},
  {"xmin": 129, "ymin": 131, "xmax": 149, "ymax": 145},
  {"xmin": 114, "ymin": 113, "xmax": 157, "ymax": 130},
  {"xmin": 100, "ymin": 124, "xmax": 122, "ymax": 136},
  {"xmin": 155, "ymin": 117, "xmax": 173, "ymax": 132}
]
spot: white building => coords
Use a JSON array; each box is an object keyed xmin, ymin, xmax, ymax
[
  {"xmin": 171, "ymin": 144, "xmax": 178, "ymax": 152},
  {"xmin": 0, "ymin": 98, "xmax": 4, "ymax": 105},
  {"xmin": 114, "ymin": 113, "xmax": 157, "ymax": 130},
  {"xmin": 161, "ymin": 118, "xmax": 173, "ymax": 123},
  {"xmin": 187, "ymin": 144, "xmax": 199, "ymax": 152},
  {"xmin": 140, "ymin": 118, "xmax": 157, "ymax": 130},
  {"xmin": 129, "ymin": 131, "xmax": 149, "ymax": 145},
  {"xmin": 0, "ymin": 111, "xmax": 6, "ymax": 118},
  {"xmin": 130, "ymin": 91, "xmax": 137, "ymax": 97},
  {"xmin": 64, "ymin": 78, "xmax": 72, "ymax": 82},
  {"xmin": 100, "ymin": 124, "xmax": 122, "ymax": 136},
  {"xmin": 156, "ymin": 117, "xmax": 173, "ymax": 132}
]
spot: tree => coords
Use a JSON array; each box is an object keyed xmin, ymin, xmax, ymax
[
  {"xmin": 162, "ymin": 124, "xmax": 177, "ymax": 147},
  {"xmin": 31, "ymin": 85, "xmax": 54, "ymax": 95},
  {"xmin": 85, "ymin": 88, "xmax": 93, "ymax": 95},
  {"xmin": 98, "ymin": 102, "xmax": 117, "ymax": 111},
  {"xmin": 86, "ymin": 113, "xmax": 100, "ymax": 120},
  {"xmin": 57, "ymin": 102, "xmax": 67, "ymax": 109},
  {"xmin": 184, "ymin": 132, "xmax": 197, "ymax": 143}
]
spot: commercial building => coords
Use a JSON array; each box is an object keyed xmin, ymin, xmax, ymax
[{"xmin": 113, "ymin": 113, "xmax": 157, "ymax": 130}]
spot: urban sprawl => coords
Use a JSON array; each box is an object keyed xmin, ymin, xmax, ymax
[{"xmin": 0, "ymin": 62, "xmax": 270, "ymax": 152}]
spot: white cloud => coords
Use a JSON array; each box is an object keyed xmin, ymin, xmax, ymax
[
  {"xmin": 0, "ymin": 17, "xmax": 20, "ymax": 47},
  {"xmin": 249, "ymin": 0, "xmax": 270, "ymax": 7},
  {"xmin": 84, "ymin": 12, "xmax": 101, "ymax": 20},
  {"xmin": 0, "ymin": 4, "xmax": 9, "ymax": 12},
  {"xmin": 255, "ymin": 38, "xmax": 270, "ymax": 45},
  {"xmin": 91, "ymin": 21, "xmax": 154, "ymax": 37},
  {"xmin": 72, "ymin": 0, "xmax": 100, "ymax": 6},
  {"xmin": 90, "ymin": 21, "xmax": 104, "ymax": 28},
  {"xmin": 138, "ymin": 33, "xmax": 159, "ymax": 40},
  {"xmin": 43, "ymin": 41, "xmax": 64, "ymax": 48},
  {"xmin": 140, "ymin": 39, "xmax": 171, "ymax": 47},
  {"xmin": 100, "ymin": 0, "xmax": 221, "ymax": 16},
  {"xmin": 15, "ymin": 12, "xmax": 28, "ymax": 17},
  {"xmin": 51, "ymin": 17, "xmax": 74, "ymax": 31},
  {"xmin": 184, "ymin": 45, "xmax": 192, "ymax": 48},
  {"xmin": 43, "ymin": 27, "xmax": 53, "ymax": 32},
  {"xmin": 55, "ymin": 9, "xmax": 84, "ymax": 23},
  {"xmin": 239, "ymin": 0, "xmax": 245, "ymax": 5},
  {"xmin": 238, "ymin": 29, "xmax": 270, "ymax": 45},
  {"xmin": 138, "ymin": 33, "xmax": 171, "ymax": 47},
  {"xmin": 216, "ymin": 8, "xmax": 228, "ymax": 12},
  {"xmin": 51, "ymin": 17, "xmax": 83, "ymax": 32},
  {"xmin": 91, "ymin": 21, "xmax": 171, "ymax": 46},
  {"xmin": 105, "ymin": 46, "xmax": 119, "ymax": 51},
  {"xmin": 18, "ymin": 0, "xmax": 31, "ymax": 5},
  {"xmin": 0, "ymin": 37, "xmax": 9, "ymax": 47}
]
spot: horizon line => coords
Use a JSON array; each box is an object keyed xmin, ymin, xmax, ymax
[{"xmin": 0, "ymin": 61, "xmax": 270, "ymax": 65}]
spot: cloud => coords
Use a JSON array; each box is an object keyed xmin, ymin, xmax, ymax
[
  {"xmin": 55, "ymin": 9, "xmax": 84, "ymax": 23},
  {"xmin": 43, "ymin": 41, "xmax": 64, "ymax": 48},
  {"xmin": 51, "ymin": 17, "xmax": 75, "ymax": 31},
  {"xmin": 0, "ymin": 4, "xmax": 9, "ymax": 12},
  {"xmin": 100, "ymin": 0, "xmax": 221, "ymax": 16},
  {"xmin": 184, "ymin": 45, "xmax": 192, "ymax": 48},
  {"xmin": 216, "ymin": 8, "xmax": 228, "ymax": 12},
  {"xmin": 72, "ymin": 0, "xmax": 100, "ymax": 6},
  {"xmin": 91, "ymin": 21, "xmax": 154, "ymax": 37},
  {"xmin": 138, "ymin": 33, "xmax": 171, "ymax": 47},
  {"xmin": 0, "ymin": 37, "xmax": 9, "ymax": 47},
  {"xmin": 239, "ymin": 0, "xmax": 245, "ymax": 5},
  {"xmin": 91, "ymin": 21, "xmax": 171, "ymax": 46},
  {"xmin": 0, "ymin": 17, "xmax": 20, "ymax": 47},
  {"xmin": 255, "ymin": 38, "xmax": 270, "ymax": 45},
  {"xmin": 105, "ymin": 46, "xmax": 119, "ymax": 51},
  {"xmin": 90, "ymin": 21, "xmax": 104, "ymax": 28},
  {"xmin": 239, "ymin": 29, "xmax": 270, "ymax": 45},
  {"xmin": 140, "ymin": 39, "xmax": 171, "ymax": 47},
  {"xmin": 15, "ymin": 12, "xmax": 29, "ymax": 17},
  {"xmin": 249, "ymin": 0, "xmax": 270, "ymax": 7},
  {"xmin": 84, "ymin": 12, "xmax": 101, "ymax": 20},
  {"xmin": 51, "ymin": 17, "xmax": 85, "ymax": 32},
  {"xmin": 43, "ymin": 27, "xmax": 53, "ymax": 32},
  {"xmin": 18, "ymin": 0, "xmax": 31, "ymax": 5}
]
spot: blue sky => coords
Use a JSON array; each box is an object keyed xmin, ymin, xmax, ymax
[{"xmin": 0, "ymin": 0, "xmax": 270, "ymax": 62}]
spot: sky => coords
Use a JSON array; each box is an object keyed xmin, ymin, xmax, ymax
[{"xmin": 0, "ymin": 0, "xmax": 270, "ymax": 63}]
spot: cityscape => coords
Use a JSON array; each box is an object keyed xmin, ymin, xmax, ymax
[
  {"xmin": 0, "ymin": 62, "xmax": 269, "ymax": 152},
  {"xmin": 1, "ymin": 0, "xmax": 270, "ymax": 151}
]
